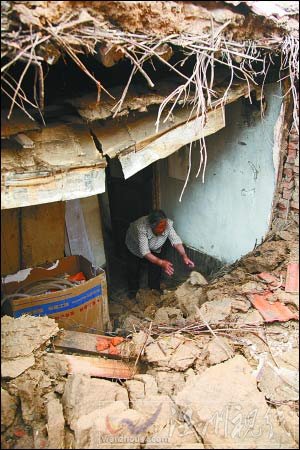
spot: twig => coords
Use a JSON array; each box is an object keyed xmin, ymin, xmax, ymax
[
  {"xmin": 133, "ymin": 321, "xmax": 152, "ymax": 369},
  {"xmin": 195, "ymin": 307, "xmax": 234, "ymax": 359}
]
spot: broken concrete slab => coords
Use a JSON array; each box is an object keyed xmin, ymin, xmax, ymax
[
  {"xmin": 197, "ymin": 298, "xmax": 232, "ymax": 323},
  {"xmin": 273, "ymin": 348, "xmax": 299, "ymax": 371},
  {"xmin": 125, "ymin": 374, "xmax": 158, "ymax": 403},
  {"xmin": 175, "ymin": 282, "xmax": 205, "ymax": 317},
  {"xmin": 175, "ymin": 355, "xmax": 296, "ymax": 448},
  {"xmin": 145, "ymin": 336, "xmax": 200, "ymax": 371},
  {"xmin": 154, "ymin": 307, "xmax": 184, "ymax": 326},
  {"xmin": 235, "ymin": 309, "xmax": 264, "ymax": 326},
  {"xmin": 275, "ymin": 290, "xmax": 299, "ymax": 309},
  {"xmin": 206, "ymin": 336, "xmax": 233, "ymax": 365},
  {"xmin": 144, "ymin": 422, "xmax": 203, "ymax": 449},
  {"xmin": 73, "ymin": 400, "xmax": 147, "ymax": 449},
  {"xmin": 131, "ymin": 394, "xmax": 177, "ymax": 432},
  {"xmin": 258, "ymin": 362, "xmax": 299, "ymax": 402},
  {"xmin": 230, "ymin": 297, "xmax": 251, "ymax": 312},
  {"xmin": 188, "ymin": 271, "xmax": 208, "ymax": 286},
  {"xmin": 1, "ymin": 388, "xmax": 18, "ymax": 431},
  {"xmin": 276, "ymin": 405, "xmax": 299, "ymax": 445},
  {"xmin": 1, "ymin": 354, "xmax": 35, "ymax": 379},
  {"xmin": 8, "ymin": 368, "xmax": 52, "ymax": 425},
  {"xmin": 46, "ymin": 394, "xmax": 65, "ymax": 449},
  {"xmin": 1, "ymin": 315, "xmax": 59, "ymax": 359},
  {"xmin": 62, "ymin": 374, "xmax": 129, "ymax": 430},
  {"xmin": 148, "ymin": 371, "xmax": 186, "ymax": 396}
]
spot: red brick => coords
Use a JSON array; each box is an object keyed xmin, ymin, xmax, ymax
[
  {"xmin": 288, "ymin": 143, "xmax": 298, "ymax": 153},
  {"xmin": 287, "ymin": 156, "xmax": 295, "ymax": 164},
  {"xmin": 277, "ymin": 199, "xmax": 290, "ymax": 210},
  {"xmin": 283, "ymin": 168, "xmax": 293, "ymax": 178},
  {"xmin": 282, "ymin": 189, "xmax": 293, "ymax": 200},
  {"xmin": 281, "ymin": 179, "xmax": 295, "ymax": 189}
]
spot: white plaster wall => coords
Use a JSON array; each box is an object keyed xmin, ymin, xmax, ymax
[{"xmin": 159, "ymin": 83, "xmax": 282, "ymax": 264}]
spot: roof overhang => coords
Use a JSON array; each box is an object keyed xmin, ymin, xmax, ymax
[{"xmin": 1, "ymin": 123, "xmax": 106, "ymax": 209}]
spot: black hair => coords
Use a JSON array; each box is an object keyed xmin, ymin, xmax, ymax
[{"xmin": 148, "ymin": 210, "xmax": 167, "ymax": 229}]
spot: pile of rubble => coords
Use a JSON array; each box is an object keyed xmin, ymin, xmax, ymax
[{"xmin": 1, "ymin": 223, "xmax": 299, "ymax": 449}]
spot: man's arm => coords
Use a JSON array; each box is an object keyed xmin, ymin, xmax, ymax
[
  {"xmin": 173, "ymin": 243, "xmax": 195, "ymax": 268},
  {"xmin": 144, "ymin": 253, "xmax": 174, "ymax": 276}
]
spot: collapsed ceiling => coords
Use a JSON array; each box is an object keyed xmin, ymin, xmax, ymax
[{"xmin": 1, "ymin": 1, "xmax": 299, "ymax": 209}]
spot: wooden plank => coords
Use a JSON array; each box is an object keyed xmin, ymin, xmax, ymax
[
  {"xmin": 14, "ymin": 133, "xmax": 35, "ymax": 148},
  {"xmin": 21, "ymin": 202, "xmax": 65, "ymax": 268},
  {"xmin": 53, "ymin": 353, "xmax": 136, "ymax": 379},
  {"xmin": 1, "ymin": 209, "xmax": 20, "ymax": 276},
  {"xmin": 54, "ymin": 330, "xmax": 133, "ymax": 359},
  {"xmin": 119, "ymin": 106, "xmax": 225, "ymax": 179}
]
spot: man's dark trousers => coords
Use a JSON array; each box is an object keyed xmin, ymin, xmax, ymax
[{"xmin": 126, "ymin": 244, "xmax": 167, "ymax": 298}]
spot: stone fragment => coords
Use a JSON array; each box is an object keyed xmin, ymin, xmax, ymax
[
  {"xmin": 154, "ymin": 307, "xmax": 184, "ymax": 325},
  {"xmin": 258, "ymin": 363, "xmax": 299, "ymax": 402},
  {"xmin": 74, "ymin": 401, "xmax": 146, "ymax": 449},
  {"xmin": 276, "ymin": 405, "xmax": 299, "ymax": 444},
  {"xmin": 198, "ymin": 298, "xmax": 232, "ymax": 323},
  {"xmin": 145, "ymin": 336, "xmax": 200, "ymax": 371},
  {"xmin": 1, "ymin": 388, "xmax": 18, "ymax": 431},
  {"xmin": 175, "ymin": 355, "xmax": 296, "ymax": 448},
  {"xmin": 151, "ymin": 371, "xmax": 186, "ymax": 396},
  {"xmin": 131, "ymin": 394, "xmax": 176, "ymax": 432},
  {"xmin": 175, "ymin": 282, "xmax": 205, "ymax": 317},
  {"xmin": 1, "ymin": 354, "xmax": 35, "ymax": 379},
  {"xmin": 125, "ymin": 374, "xmax": 158, "ymax": 403},
  {"xmin": 10, "ymin": 369, "xmax": 52, "ymax": 424},
  {"xmin": 236, "ymin": 309, "xmax": 264, "ymax": 325},
  {"xmin": 206, "ymin": 337, "xmax": 233, "ymax": 365},
  {"xmin": 46, "ymin": 395, "xmax": 65, "ymax": 449},
  {"xmin": 1, "ymin": 315, "xmax": 59, "ymax": 359},
  {"xmin": 62, "ymin": 374, "xmax": 129, "ymax": 429},
  {"xmin": 188, "ymin": 271, "xmax": 208, "ymax": 286}
]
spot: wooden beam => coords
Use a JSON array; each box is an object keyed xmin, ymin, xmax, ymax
[
  {"xmin": 14, "ymin": 133, "xmax": 35, "ymax": 148},
  {"xmin": 53, "ymin": 353, "xmax": 136, "ymax": 379},
  {"xmin": 53, "ymin": 330, "xmax": 133, "ymax": 359}
]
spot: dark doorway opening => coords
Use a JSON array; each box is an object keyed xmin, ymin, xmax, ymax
[{"xmin": 99, "ymin": 159, "xmax": 154, "ymax": 300}]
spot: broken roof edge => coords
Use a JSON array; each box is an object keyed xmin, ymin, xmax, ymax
[{"xmin": 91, "ymin": 80, "xmax": 262, "ymax": 160}]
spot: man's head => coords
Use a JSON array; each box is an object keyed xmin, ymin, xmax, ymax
[{"xmin": 148, "ymin": 210, "xmax": 167, "ymax": 235}]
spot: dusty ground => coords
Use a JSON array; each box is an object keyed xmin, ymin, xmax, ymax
[{"xmin": 1, "ymin": 221, "xmax": 299, "ymax": 449}]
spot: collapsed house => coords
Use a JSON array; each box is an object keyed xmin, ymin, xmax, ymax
[{"xmin": 1, "ymin": 1, "xmax": 299, "ymax": 449}]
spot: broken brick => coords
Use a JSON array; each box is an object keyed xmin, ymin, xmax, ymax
[
  {"xmin": 283, "ymin": 168, "xmax": 293, "ymax": 179},
  {"xmin": 281, "ymin": 179, "xmax": 295, "ymax": 190},
  {"xmin": 277, "ymin": 199, "xmax": 290, "ymax": 210},
  {"xmin": 282, "ymin": 189, "xmax": 293, "ymax": 200},
  {"xmin": 285, "ymin": 263, "xmax": 299, "ymax": 293},
  {"xmin": 291, "ymin": 201, "xmax": 299, "ymax": 210},
  {"xmin": 248, "ymin": 292, "xmax": 299, "ymax": 322},
  {"xmin": 257, "ymin": 272, "xmax": 283, "ymax": 287}
]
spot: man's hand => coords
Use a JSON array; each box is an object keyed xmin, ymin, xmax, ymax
[
  {"xmin": 160, "ymin": 259, "xmax": 174, "ymax": 276},
  {"xmin": 183, "ymin": 255, "xmax": 195, "ymax": 268}
]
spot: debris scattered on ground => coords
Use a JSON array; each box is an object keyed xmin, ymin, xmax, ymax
[{"xmin": 1, "ymin": 222, "xmax": 299, "ymax": 448}]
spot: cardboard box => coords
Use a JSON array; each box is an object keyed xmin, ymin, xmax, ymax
[{"xmin": 1, "ymin": 255, "xmax": 110, "ymax": 333}]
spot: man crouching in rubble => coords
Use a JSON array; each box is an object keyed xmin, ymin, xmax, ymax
[{"xmin": 125, "ymin": 209, "xmax": 194, "ymax": 299}]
